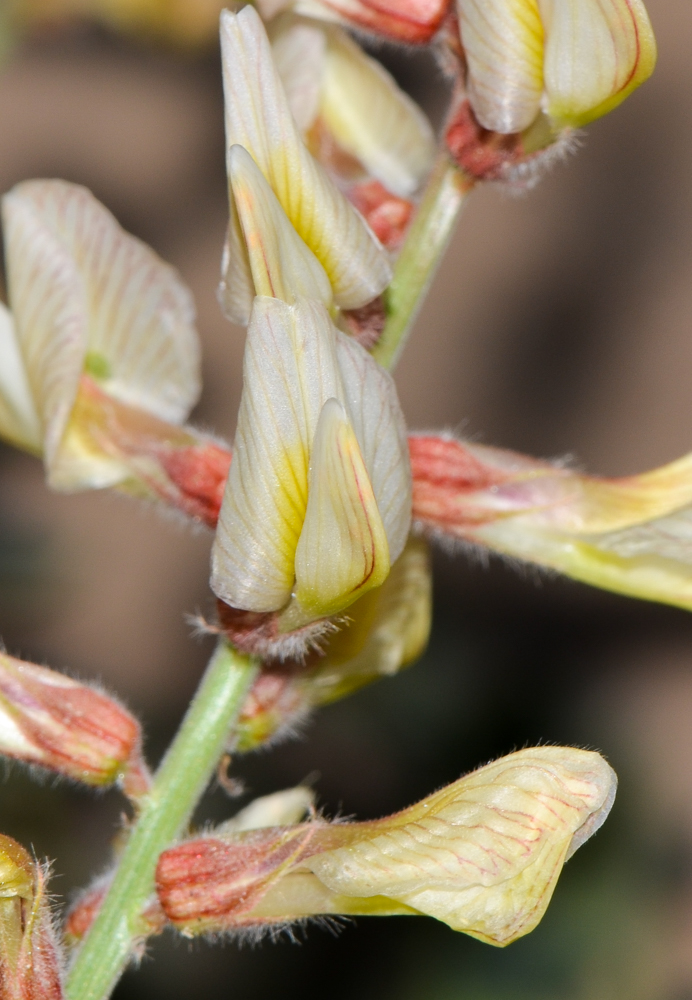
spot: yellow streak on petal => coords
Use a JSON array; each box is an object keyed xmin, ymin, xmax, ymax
[
  {"xmin": 0, "ymin": 303, "xmax": 42, "ymax": 454},
  {"xmin": 228, "ymin": 144, "xmax": 333, "ymax": 310},
  {"xmin": 295, "ymin": 398, "xmax": 390, "ymax": 617},
  {"xmin": 541, "ymin": 0, "xmax": 657, "ymax": 127},
  {"xmin": 458, "ymin": 0, "xmax": 545, "ymax": 134}
]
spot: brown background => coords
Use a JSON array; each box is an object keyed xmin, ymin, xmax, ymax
[{"xmin": 1, "ymin": 2, "xmax": 692, "ymax": 997}]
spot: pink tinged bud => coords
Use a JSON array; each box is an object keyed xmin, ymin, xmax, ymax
[
  {"xmin": 1, "ymin": 179, "xmax": 201, "ymax": 492},
  {"xmin": 289, "ymin": 0, "xmax": 452, "ymax": 44},
  {"xmin": 0, "ymin": 652, "xmax": 148, "ymax": 790},
  {"xmin": 156, "ymin": 747, "xmax": 615, "ymax": 944},
  {"xmin": 410, "ymin": 434, "xmax": 692, "ymax": 611},
  {"xmin": 0, "ymin": 836, "xmax": 63, "ymax": 1000}
]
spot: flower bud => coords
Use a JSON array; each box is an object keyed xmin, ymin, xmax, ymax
[
  {"xmin": 0, "ymin": 835, "xmax": 63, "ymax": 1000},
  {"xmin": 230, "ymin": 536, "xmax": 431, "ymax": 750},
  {"xmin": 210, "ymin": 294, "xmax": 411, "ymax": 653},
  {"xmin": 156, "ymin": 746, "xmax": 615, "ymax": 944},
  {"xmin": 410, "ymin": 434, "xmax": 692, "ymax": 611},
  {"xmin": 219, "ymin": 6, "xmax": 392, "ymax": 325},
  {"xmin": 0, "ymin": 651, "xmax": 148, "ymax": 792},
  {"xmin": 257, "ymin": 0, "xmax": 451, "ymax": 44}
]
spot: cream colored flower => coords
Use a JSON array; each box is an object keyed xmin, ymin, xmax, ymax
[
  {"xmin": 218, "ymin": 5, "xmax": 392, "ymax": 325},
  {"xmin": 211, "ymin": 293, "xmax": 411, "ymax": 626},
  {"xmin": 457, "ymin": 0, "xmax": 657, "ymax": 134},
  {"xmin": 1, "ymin": 179, "xmax": 201, "ymax": 491},
  {"xmin": 157, "ymin": 746, "xmax": 616, "ymax": 944}
]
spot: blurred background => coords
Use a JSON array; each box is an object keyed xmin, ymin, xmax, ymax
[{"xmin": 1, "ymin": 1, "xmax": 692, "ymax": 997}]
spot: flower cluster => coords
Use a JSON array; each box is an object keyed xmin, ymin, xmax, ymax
[{"xmin": 0, "ymin": 0, "xmax": 669, "ymax": 993}]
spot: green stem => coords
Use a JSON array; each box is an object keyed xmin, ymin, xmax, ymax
[
  {"xmin": 66, "ymin": 641, "xmax": 258, "ymax": 1000},
  {"xmin": 372, "ymin": 156, "xmax": 474, "ymax": 371}
]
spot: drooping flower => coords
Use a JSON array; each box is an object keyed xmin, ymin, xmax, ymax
[
  {"xmin": 0, "ymin": 834, "xmax": 63, "ymax": 1000},
  {"xmin": 0, "ymin": 179, "xmax": 231, "ymax": 525},
  {"xmin": 0, "ymin": 651, "xmax": 149, "ymax": 795},
  {"xmin": 267, "ymin": 13, "xmax": 436, "ymax": 250},
  {"xmin": 410, "ymin": 434, "xmax": 692, "ymax": 611},
  {"xmin": 218, "ymin": 5, "xmax": 392, "ymax": 326},
  {"xmin": 210, "ymin": 291, "xmax": 412, "ymax": 655},
  {"xmin": 445, "ymin": 0, "xmax": 656, "ymax": 181},
  {"xmin": 156, "ymin": 746, "xmax": 616, "ymax": 943}
]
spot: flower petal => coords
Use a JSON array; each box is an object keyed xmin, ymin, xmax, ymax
[
  {"xmin": 306, "ymin": 746, "xmax": 615, "ymax": 944},
  {"xmin": 457, "ymin": 0, "xmax": 545, "ymax": 133},
  {"xmin": 228, "ymin": 144, "xmax": 333, "ymax": 310},
  {"xmin": 270, "ymin": 17, "xmax": 326, "ymax": 133},
  {"xmin": 318, "ymin": 26, "xmax": 436, "ymax": 197},
  {"xmin": 220, "ymin": 6, "xmax": 391, "ymax": 312},
  {"xmin": 211, "ymin": 297, "xmax": 343, "ymax": 612},
  {"xmin": 0, "ymin": 303, "xmax": 42, "ymax": 453},
  {"xmin": 294, "ymin": 0, "xmax": 450, "ymax": 44},
  {"xmin": 2, "ymin": 180, "xmax": 201, "ymax": 479},
  {"xmin": 541, "ymin": 0, "xmax": 657, "ymax": 127},
  {"xmin": 294, "ymin": 397, "xmax": 390, "ymax": 616},
  {"xmin": 336, "ymin": 332, "xmax": 411, "ymax": 563}
]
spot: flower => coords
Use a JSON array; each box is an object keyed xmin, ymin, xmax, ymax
[
  {"xmin": 0, "ymin": 650, "xmax": 148, "ymax": 793},
  {"xmin": 229, "ymin": 536, "xmax": 432, "ymax": 749},
  {"xmin": 0, "ymin": 834, "xmax": 62, "ymax": 1000},
  {"xmin": 156, "ymin": 746, "xmax": 616, "ymax": 943},
  {"xmin": 410, "ymin": 434, "xmax": 692, "ymax": 611},
  {"xmin": 210, "ymin": 292, "xmax": 412, "ymax": 653},
  {"xmin": 0, "ymin": 179, "xmax": 231, "ymax": 525},
  {"xmin": 218, "ymin": 5, "xmax": 392, "ymax": 326},
  {"xmin": 267, "ymin": 13, "xmax": 436, "ymax": 250},
  {"xmin": 446, "ymin": 0, "xmax": 656, "ymax": 181}
]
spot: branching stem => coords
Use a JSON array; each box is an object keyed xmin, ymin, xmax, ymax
[{"xmin": 65, "ymin": 642, "xmax": 258, "ymax": 1000}]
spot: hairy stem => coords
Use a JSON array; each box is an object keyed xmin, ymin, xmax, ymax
[
  {"xmin": 372, "ymin": 156, "xmax": 474, "ymax": 371},
  {"xmin": 66, "ymin": 642, "xmax": 258, "ymax": 1000}
]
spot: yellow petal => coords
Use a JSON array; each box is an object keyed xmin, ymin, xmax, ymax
[
  {"xmin": 2, "ymin": 180, "xmax": 201, "ymax": 486},
  {"xmin": 308, "ymin": 536, "xmax": 432, "ymax": 703},
  {"xmin": 211, "ymin": 297, "xmax": 344, "ymax": 612},
  {"xmin": 228, "ymin": 144, "xmax": 333, "ymax": 310},
  {"xmin": 319, "ymin": 26, "xmax": 436, "ymax": 197},
  {"xmin": 306, "ymin": 746, "xmax": 615, "ymax": 945},
  {"xmin": 294, "ymin": 397, "xmax": 390, "ymax": 617},
  {"xmin": 541, "ymin": 0, "xmax": 657, "ymax": 127},
  {"xmin": 0, "ymin": 303, "xmax": 42, "ymax": 454},
  {"xmin": 457, "ymin": 0, "xmax": 545, "ymax": 134},
  {"xmin": 220, "ymin": 6, "xmax": 391, "ymax": 311}
]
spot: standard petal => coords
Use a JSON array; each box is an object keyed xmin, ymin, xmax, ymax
[
  {"xmin": 211, "ymin": 297, "xmax": 343, "ymax": 612},
  {"xmin": 541, "ymin": 0, "xmax": 657, "ymax": 127},
  {"xmin": 220, "ymin": 6, "xmax": 391, "ymax": 311},
  {"xmin": 457, "ymin": 0, "xmax": 545, "ymax": 134},
  {"xmin": 306, "ymin": 746, "xmax": 615, "ymax": 944},
  {"xmin": 2, "ymin": 181, "xmax": 201, "ymax": 465},
  {"xmin": 336, "ymin": 332, "xmax": 412, "ymax": 564},
  {"xmin": 0, "ymin": 303, "xmax": 42, "ymax": 453},
  {"xmin": 228, "ymin": 144, "xmax": 333, "ymax": 309},
  {"xmin": 318, "ymin": 27, "xmax": 436, "ymax": 197},
  {"xmin": 294, "ymin": 0, "xmax": 450, "ymax": 44},
  {"xmin": 294, "ymin": 397, "xmax": 390, "ymax": 617}
]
